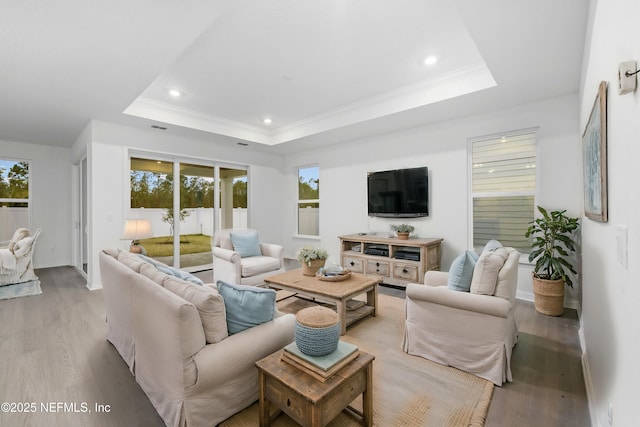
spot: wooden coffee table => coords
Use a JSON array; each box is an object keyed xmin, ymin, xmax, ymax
[
  {"xmin": 256, "ymin": 349, "xmax": 375, "ymax": 427},
  {"xmin": 264, "ymin": 269, "xmax": 381, "ymax": 335}
]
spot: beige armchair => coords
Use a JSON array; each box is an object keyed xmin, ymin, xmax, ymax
[
  {"xmin": 212, "ymin": 229, "xmax": 284, "ymax": 287},
  {"xmin": 0, "ymin": 227, "xmax": 43, "ymax": 285},
  {"xmin": 402, "ymin": 247, "xmax": 519, "ymax": 386}
]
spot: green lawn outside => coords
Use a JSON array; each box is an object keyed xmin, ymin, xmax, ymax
[{"xmin": 139, "ymin": 234, "xmax": 212, "ymax": 257}]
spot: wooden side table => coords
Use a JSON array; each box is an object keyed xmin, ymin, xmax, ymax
[{"xmin": 256, "ymin": 349, "xmax": 375, "ymax": 427}]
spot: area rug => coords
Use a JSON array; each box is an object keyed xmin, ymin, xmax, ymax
[
  {"xmin": 0, "ymin": 280, "xmax": 42, "ymax": 300},
  {"xmin": 221, "ymin": 293, "xmax": 494, "ymax": 426}
]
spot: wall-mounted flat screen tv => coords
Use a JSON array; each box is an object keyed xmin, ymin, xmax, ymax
[{"xmin": 367, "ymin": 166, "xmax": 429, "ymax": 218}]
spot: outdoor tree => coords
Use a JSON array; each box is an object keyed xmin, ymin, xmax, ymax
[{"xmin": 161, "ymin": 207, "xmax": 191, "ymax": 237}]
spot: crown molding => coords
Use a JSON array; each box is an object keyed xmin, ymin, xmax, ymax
[{"xmin": 124, "ymin": 62, "xmax": 496, "ymax": 146}]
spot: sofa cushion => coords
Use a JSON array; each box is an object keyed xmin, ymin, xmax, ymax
[
  {"xmin": 137, "ymin": 254, "xmax": 204, "ymax": 286},
  {"xmin": 230, "ymin": 230, "xmax": 262, "ymax": 258},
  {"xmin": 240, "ymin": 256, "xmax": 281, "ymax": 277},
  {"xmin": 103, "ymin": 248, "xmax": 120, "ymax": 259},
  {"xmin": 164, "ymin": 276, "xmax": 228, "ymax": 344},
  {"xmin": 470, "ymin": 247, "xmax": 510, "ymax": 295},
  {"xmin": 447, "ymin": 250, "xmax": 479, "ymax": 292},
  {"xmin": 139, "ymin": 263, "xmax": 169, "ymax": 286},
  {"xmin": 216, "ymin": 280, "xmax": 276, "ymax": 334},
  {"xmin": 494, "ymin": 247, "xmax": 518, "ymax": 300},
  {"xmin": 117, "ymin": 251, "xmax": 145, "ymax": 273}
]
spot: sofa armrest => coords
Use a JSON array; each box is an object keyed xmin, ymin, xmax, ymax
[
  {"xmin": 213, "ymin": 246, "xmax": 241, "ymax": 264},
  {"xmin": 260, "ymin": 243, "xmax": 284, "ymax": 262},
  {"xmin": 191, "ymin": 313, "xmax": 295, "ymax": 392},
  {"xmin": 406, "ymin": 283, "xmax": 511, "ymax": 318},
  {"xmin": 423, "ymin": 270, "xmax": 449, "ymax": 287}
]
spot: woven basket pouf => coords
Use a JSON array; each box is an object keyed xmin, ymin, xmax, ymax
[{"xmin": 294, "ymin": 306, "xmax": 340, "ymax": 356}]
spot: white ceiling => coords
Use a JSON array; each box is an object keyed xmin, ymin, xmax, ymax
[{"xmin": 0, "ymin": 0, "xmax": 589, "ymax": 154}]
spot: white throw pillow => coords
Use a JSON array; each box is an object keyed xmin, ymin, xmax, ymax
[
  {"xmin": 470, "ymin": 247, "xmax": 509, "ymax": 295},
  {"xmin": 164, "ymin": 277, "xmax": 228, "ymax": 344}
]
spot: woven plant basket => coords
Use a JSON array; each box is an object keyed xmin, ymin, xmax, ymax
[
  {"xmin": 301, "ymin": 259, "xmax": 325, "ymax": 276},
  {"xmin": 532, "ymin": 275, "xmax": 565, "ymax": 316}
]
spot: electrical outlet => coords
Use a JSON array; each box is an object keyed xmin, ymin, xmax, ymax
[{"xmin": 608, "ymin": 402, "xmax": 613, "ymax": 425}]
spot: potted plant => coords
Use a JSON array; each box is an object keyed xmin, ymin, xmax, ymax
[
  {"xmin": 297, "ymin": 246, "xmax": 329, "ymax": 276},
  {"xmin": 391, "ymin": 224, "xmax": 415, "ymax": 240},
  {"xmin": 525, "ymin": 206, "xmax": 580, "ymax": 316}
]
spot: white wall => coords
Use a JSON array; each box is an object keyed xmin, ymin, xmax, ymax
[
  {"xmin": 579, "ymin": 1, "xmax": 640, "ymax": 425},
  {"xmin": 281, "ymin": 94, "xmax": 582, "ymax": 304},
  {"xmin": 85, "ymin": 121, "xmax": 285, "ymax": 288},
  {"xmin": 0, "ymin": 139, "xmax": 72, "ymax": 268}
]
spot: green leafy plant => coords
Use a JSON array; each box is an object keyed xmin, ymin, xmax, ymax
[
  {"xmin": 296, "ymin": 246, "xmax": 329, "ymax": 266},
  {"xmin": 390, "ymin": 224, "xmax": 415, "ymax": 233},
  {"xmin": 525, "ymin": 206, "xmax": 580, "ymax": 287}
]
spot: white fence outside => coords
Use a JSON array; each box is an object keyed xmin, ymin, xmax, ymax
[
  {"xmin": 298, "ymin": 207, "xmax": 319, "ymax": 236},
  {"xmin": 0, "ymin": 207, "xmax": 29, "ymax": 241},
  {"xmin": 130, "ymin": 208, "xmax": 247, "ymax": 238}
]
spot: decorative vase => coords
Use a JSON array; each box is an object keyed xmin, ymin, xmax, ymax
[
  {"xmin": 294, "ymin": 306, "xmax": 340, "ymax": 356},
  {"xmin": 397, "ymin": 232, "xmax": 410, "ymax": 240},
  {"xmin": 532, "ymin": 274, "xmax": 565, "ymax": 316},
  {"xmin": 302, "ymin": 259, "xmax": 325, "ymax": 276}
]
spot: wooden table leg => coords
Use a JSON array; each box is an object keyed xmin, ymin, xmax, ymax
[
  {"xmin": 362, "ymin": 361, "xmax": 373, "ymax": 427},
  {"xmin": 367, "ymin": 285, "xmax": 378, "ymax": 317},
  {"xmin": 258, "ymin": 370, "xmax": 269, "ymax": 427},
  {"xmin": 336, "ymin": 300, "xmax": 347, "ymax": 335}
]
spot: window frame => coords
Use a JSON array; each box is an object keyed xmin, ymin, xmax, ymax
[
  {"xmin": 0, "ymin": 158, "xmax": 31, "ymax": 240},
  {"xmin": 467, "ymin": 128, "xmax": 538, "ymax": 254},
  {"xmin": 295, "ymin": 164, "xmax": 320, "ymax": 238}
]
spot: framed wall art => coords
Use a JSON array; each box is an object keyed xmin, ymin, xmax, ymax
[{"xmin": 582, "ymin": 81, "xmax": 608, "ymax": 222}]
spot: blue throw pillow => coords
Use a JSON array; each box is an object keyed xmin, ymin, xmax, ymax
[
  {"xmin": 137, "ymin": 254, "xmax": 204, "ymax": 286},
  {"xmin": 447, "ymin": 250, "xmax": 480, "ymax": 292},
  {"xmin": 216, "ymin": 280, "xmax": 276, "ymax": 334},
  {"xmin": 482, "ymin": 239, "xmax": 503, "ymax": 254},
  {"xmin": 230, "ymin": 230, "xmax": 262, "ymax": 258}
]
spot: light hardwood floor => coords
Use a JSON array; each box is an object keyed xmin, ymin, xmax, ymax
[{"xmin": 0, "ymin": 267, "xmax": 589, "ymax": 426}]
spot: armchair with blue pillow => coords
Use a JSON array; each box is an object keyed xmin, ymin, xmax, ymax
[
  {"xmin": 212, "ymin": 229, "xmax": 284, "ymax": 287},
  {"xmin": 402, "ymin": 240, "xmax": 520, "ymax": 386}
]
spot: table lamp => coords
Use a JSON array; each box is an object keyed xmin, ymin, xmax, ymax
[{"xmin": 121, "ymin": 219, "xmax": 152, "ymax": 253}]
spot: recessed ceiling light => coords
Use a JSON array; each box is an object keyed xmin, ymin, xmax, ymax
[
  {"xmin": 263, "ymin": 118, "xmax": 273, "ymax": 125},
  {"xmin": 423, "ymin": 55, "xmax": 438, "ymax": 66},
  {"xmin": 168, "ymin": 89, "xmax": 181, "ymax": 97}
]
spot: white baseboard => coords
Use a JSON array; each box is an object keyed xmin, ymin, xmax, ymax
[{"xmin": 580, "ymin": 324, "xmax": 599, "ymax": 427}]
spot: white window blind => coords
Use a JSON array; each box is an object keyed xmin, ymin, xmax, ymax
[{"xmin": 471, "ymin": 132, "xmax": 536, "ymax": 253}]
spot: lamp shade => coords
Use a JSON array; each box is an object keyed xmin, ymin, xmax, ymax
[{"xmin": 121, "ymin": 219, "xmax": 152, "ymax": 240}]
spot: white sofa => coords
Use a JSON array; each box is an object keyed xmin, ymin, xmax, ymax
[
  {"xmin": 99, "ymin": 249, "xmax": 295, "ymax": 426},
  {"xmin": 212, "ymin": 228, "xmax": 285, "ymax": 287},
  {"xmin": 402, "ymin": 247, "xmax": 519, "ymax": 386}
]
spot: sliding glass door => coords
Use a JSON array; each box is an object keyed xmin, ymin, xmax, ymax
[{"xmin": 129, "ymin": 155, "xmax": 247, "ymax": 271}]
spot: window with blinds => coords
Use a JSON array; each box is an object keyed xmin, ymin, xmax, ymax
[{"xmin": 471, "ymin": 132, "xmax": 536, "ymax": 253}]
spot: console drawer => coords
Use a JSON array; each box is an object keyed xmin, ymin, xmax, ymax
[
  {"xmin": 393, "ymin": 263, "xmax": 419, "ymax": 282},
  {"xmin": 342, "ymin": 256, "xmax": 364, "ymax": 273},
  {"xmin": 366, "ymin": 260, "xmax": 389, "ymax": 276}
]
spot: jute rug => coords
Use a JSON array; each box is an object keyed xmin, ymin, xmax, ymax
[
  {"xmin": 0, "ymin": 279, "xmax": 42, "ymax": 300},
  {"xmin": 221, "ymin": 292, "xmax": 494, "ymax": 426}
]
